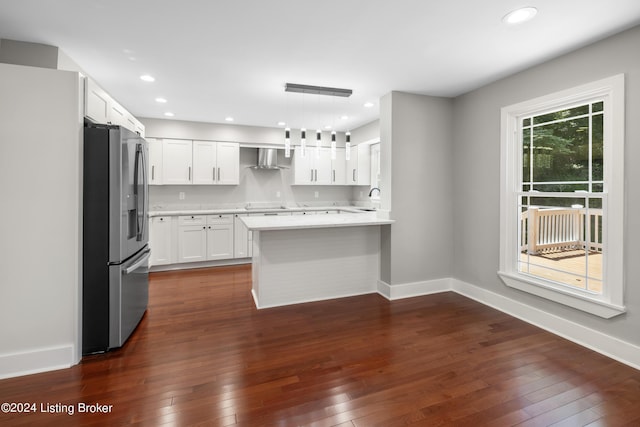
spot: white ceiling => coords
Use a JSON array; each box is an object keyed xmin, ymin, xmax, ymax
[{"xmin": 1, "ymin": 1, "xmax": 640, "ymax": 132}]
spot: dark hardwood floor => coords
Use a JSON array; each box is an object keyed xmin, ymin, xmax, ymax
[{"xmin": 1, "ymin": 265, "xmax": 640, "ymax": 426}]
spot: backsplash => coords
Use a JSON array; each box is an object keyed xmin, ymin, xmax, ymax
[{"xmin": 150, "ymin": 148, "xmax": 371, "ymax": 210}]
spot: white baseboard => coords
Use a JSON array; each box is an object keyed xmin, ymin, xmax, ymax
[
  {"xmin": 0, "ymin": 345, "xmax": 75, "ymax": 380},
  {"xmin": 377, "ymin": 276, "xmax": 640, "ymax": 371},
  {"xmin": 451, "ymin": 278, "xmax": 640, "ymax": 371},
  {"xmin": 150, "ymin": 258, "xmax": 250, "ymax": 272},
  {"xmin": 377, "ymin": 278, "xmax": 451, "ymax": 300}
]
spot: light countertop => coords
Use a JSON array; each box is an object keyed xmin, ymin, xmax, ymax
[
  {"xmin": 240, "ymin": 212, "xmax": 394, "ymax": 231},
  {"xmin": 148, "ymin": 206, "xmax": 369, "ymax": 217}
]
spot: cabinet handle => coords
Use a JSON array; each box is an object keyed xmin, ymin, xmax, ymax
[
  {"xmin": 314, "ymin": 169, "xmax": 318, "ymax": 182},
  {"xmin": 353, "ymin": 169, "xmax": 356, "ymax": 182},
  {"xmin": 213, "ymin": 167, "xmax": 216, "ymax": 181},
  {"xmin": 188, "ymin": 166, "xmax": 191, "ymax": 181},
  {"xmin": 217, "ymin": 167, "xmax": 221, "ymax": 181},
  {"xmin": 333, "ymin": 170, "xmax": 335, "ymax": 182},
  {"xmin": 310, "ymin": 169, "xmax": 313, "ymax": 181},
  {"xmin": 152, "ymin": 165, "xmax": 155, "ymax": 180}
]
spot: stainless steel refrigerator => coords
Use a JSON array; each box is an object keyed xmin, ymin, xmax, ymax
[{"xmin": 83, "ymin": 124, "xmax": 150, "ymax": 355}]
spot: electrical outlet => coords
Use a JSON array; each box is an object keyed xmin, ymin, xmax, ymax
[
  {"xmin": 179, "ymin": 191, "xmax": 185, "ymax": 200},
  {"xmin": 276, "ymin": 191, "xmax": 281, "ymax": 198},
  {"xmin": 314, "ymin": 191, "xmax": 319, "ymax": 198}
]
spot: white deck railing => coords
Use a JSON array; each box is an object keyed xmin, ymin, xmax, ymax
[{"xmin": 520, "ymin": 208, "xmax": 603, "ymax": 254}]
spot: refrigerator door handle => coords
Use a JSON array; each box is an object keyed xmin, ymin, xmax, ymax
[
  {"xmin": 124, "ymin": 250, "xmax": 151, "ymax": 275},
  {"xmin": 134, "ymin": 142, "xmax": 148, "ymax": 242}
]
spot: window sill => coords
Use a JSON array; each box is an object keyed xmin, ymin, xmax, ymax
[{"xmin": 498, "ymin": 271, "xmax": 625, "ymax": 319}]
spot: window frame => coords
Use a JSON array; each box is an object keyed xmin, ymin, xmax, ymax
[{"xmin": 498, "ymin": 74, "xmax": 625, "ymax": 318}]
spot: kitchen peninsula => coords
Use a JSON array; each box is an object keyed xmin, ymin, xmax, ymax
[{"xmin": 242, "ymin": 213, "xmax": 394, "ymax": 308}]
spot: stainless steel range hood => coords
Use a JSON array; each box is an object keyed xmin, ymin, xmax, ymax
[{"xmin": 251, "ymin": 148, "xmax": 285, "ymax": 170}]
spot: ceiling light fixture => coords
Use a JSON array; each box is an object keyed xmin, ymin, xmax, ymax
[
  {"xmin": 364, "ymin": 102, "xmax": 374, "ymax": 108},
  {"xmin": 277, "ymin": 121, "xmax": 286, "ymax": 127},
  {"xmin": 164, "ymin": 112, "xmax": 174, "ymax": 117},
  {"xmin": 225, "ymin": 116, "xmax": 234, "ymax": 122},
  {"xmin": 316, "ymin": 129, "xmax": 322, "ymax": 159},
  {"xmin": 284, "ymin": 128, "xmax": 291, "ymax": 158},
  {"xmin": 331, "ymin": 131, "xmax": 337, "ymax": 160},
  {"xmin": 502, "ymin": 7, "xmax": 538, "ymax": 25},
  {"xmin": 301, "ymin": 128, "xmax": 307, "ymax": 158},
  {"xmin": 285, "ymin": 83, "xmax": 352, "ymax": 98},
  {"xmin": 345, "ymin": 132, "xmax": 351, "ymax": 161},
  {"xmin": 155, "ymin": 97, "xmax": 167, "ymax": 103},
  {"xmin": 140, "ymin": 74, "xmax": 155, "ymax": 82}
]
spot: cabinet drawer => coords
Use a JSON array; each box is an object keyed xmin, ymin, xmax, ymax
[
  {"xmin": 207, "ymin": 214, "xmax": 233, "ymax": 225},
  {"xmin": 178, "ymin": 215, "xmax": 206, "ymax": 226}
]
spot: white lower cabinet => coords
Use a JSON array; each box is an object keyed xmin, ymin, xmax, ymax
[
  {"xmin": 206, "ymin": 215, "xmax": 234, "ymax": 260},
  {"xmin": 178, "ymin": 215, "xmax": 207, "ymax": 262},
  {"xmin": 177, "ymin": 214, "xmax": 233, "ymax": 263},
  {"xmin": 149, "ymin": 216, "xmax": 177, "ymax": 266},
  {"xmin": 234, "ymin": 214, "xmax": 252, "ymax": 258}
]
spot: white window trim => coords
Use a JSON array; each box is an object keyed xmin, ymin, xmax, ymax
[{"xmin": 498, "ymin": 74, "xmax": 625, "ymax": 319}]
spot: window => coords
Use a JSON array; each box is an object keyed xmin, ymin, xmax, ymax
[{"xmin": 499, "ymin": 75, "xmax": 625, "ymax": 318}]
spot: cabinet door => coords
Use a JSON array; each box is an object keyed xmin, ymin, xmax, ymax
[
  {"xmin": 234, "ymin": 214, "xmax": 252, "ymax": 258},
  {"xmin": 192, "ymin": 140, "xmax": 217, "ymax": 184},
  {"xmin": 293, "ymin": 147, "xmax": 314, "ymax": 184},
  {"xmin": 109, "ymin": 102, "xmax": 126, "ymax": 127},
  {"xmin": 216, "ymin": 142, "xmax": 240, "ymax": 185},
  {"xmin": 315, "ymin": 148, "xmax": 333, "ymax": 185},
  {"xmin": 150, "ymin": 216, "xmax": 174, "ymax": 265},
  {"xmin": 85, "ymin": 78, "xmax": 110, "ymax": 124},
  {"xmin": 207, "ymin": 224, "xmax": 234, "ymax": 260},
  {"xmin": 178, "ymin": 225, "xmax": 207, "ymax": 262},
  {"xmin": 346, "ymin": 146, "xmax": 358, "ymax": 184},
  {"xmin": 357, "ymin": 143, "xmax": 372, "ymax": 185},
  {"xmin": 148, "ymin": 138, "xmax": 163, "ymax": 185},
  {"xmin": 162, "ymin": 140, "xmax": 193, "ymax": 184},
  {"xmin": 332, "ymin": 148, "xmax": 347, "ymax": 185}
]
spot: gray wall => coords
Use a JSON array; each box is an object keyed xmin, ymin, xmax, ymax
[
  {"xmin": 0, "ymin": 63, "xmax": 82, "ymax": 376},
  {"xmin": 380, "ymin": 92, "xmax": 454, "ymax": 285},
  {"xmin": 452, "ymin": 25, "xmax": 640, "ymax": 345}
]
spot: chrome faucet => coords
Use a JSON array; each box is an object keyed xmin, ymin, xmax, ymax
[{"xmin": 368, "ymin": 187, "xmax": 380, "ymax": 197}]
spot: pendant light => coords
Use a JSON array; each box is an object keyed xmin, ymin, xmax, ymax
[
  {"xmin": 345, "ymin": 132, "xmax": 351, "ymax": 161},
  {"xmin": 316, "ymin": 129, "xmax": 321, "ymax": 159},
  {"xmin": 330, "ymin": 131, "xmax": 337, "ymax": 160},
  {"xmin": 284, "ymin": 127, "xmax": 291, "ymax": 158},
  {"xmin": 300, "ymin": 128, "xmax": 306, "ymax": 158}
]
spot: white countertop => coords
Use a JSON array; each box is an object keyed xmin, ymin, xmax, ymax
[
  {"xmin": 240, "ymin": 212, "xmax": 394, "ymax": 231},
  {"xmin": 148, "ymin": 206, "xmax": 369, "ymax": 217}
]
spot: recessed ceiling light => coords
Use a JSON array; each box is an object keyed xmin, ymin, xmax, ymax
[
  {"xmin": 140, "ymin": 74, "xmax": 155, "ymax": 82},
  {"xmin": 225, "ymin": 117, "xmax": 234, "ymax": 122},
  {"xmin": 324, "ymin": 125, "xmax": 332, "ymax": 130},
  {"xmin": 164, "ymin": 112, "xmax": 174, "ymax": 117},
  {"xmin": 277, "ymin": 121, "xmax": 286, "ymax": 126},
  {"xmin": 364, "ymin": 102, "xmax": 375, "ymax": 108},
  {"xmin": 340, "ymin": 115, "xmax": 349, "ymax": 120},
  {"xmin": 155, "ymin": 97, "xmax": 167, "ymax": 103},
  {"xmin": 502, "ymin": 7, "xmax": 538, "ymax": 25}
]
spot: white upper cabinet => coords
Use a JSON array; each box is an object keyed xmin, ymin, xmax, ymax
[
  {"xmin": 293, "ymin": 147, "xmax": 332, "ymax": 185},
  {"xmin": 84, "ymin": 77, "xmax": 145, "ymax": 137},
  {"xmin": 346, "ymin": 144, "xmax": 372, "ymax": 186},
  {"xmin": 216, "ymin": 142, "xmax": 240, "ymax": 185},
  {"xmin": 157, "ymin": 140, "xmax": 239, "ymax": 185},
  {"xmin": 192, "ymin": 141, "xmax": 217, "ymax": 184},
  {"xmin": 192, "ymin": 141, "xmax": 239, "ymax": 185},
  {"xmin": 332, "ymin": 148, "xmax": 346, "ymax": 185},
  {"xmin": 85, "ymin": 78, "xmax": 110, "ymax": 124},
  {"xmin": 148, "ymin": 138, "xmax": 163, "ymax": 185},
  {"xmin": 162, "ymin": 139, "xmax": 193, "ymax": 185}
]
